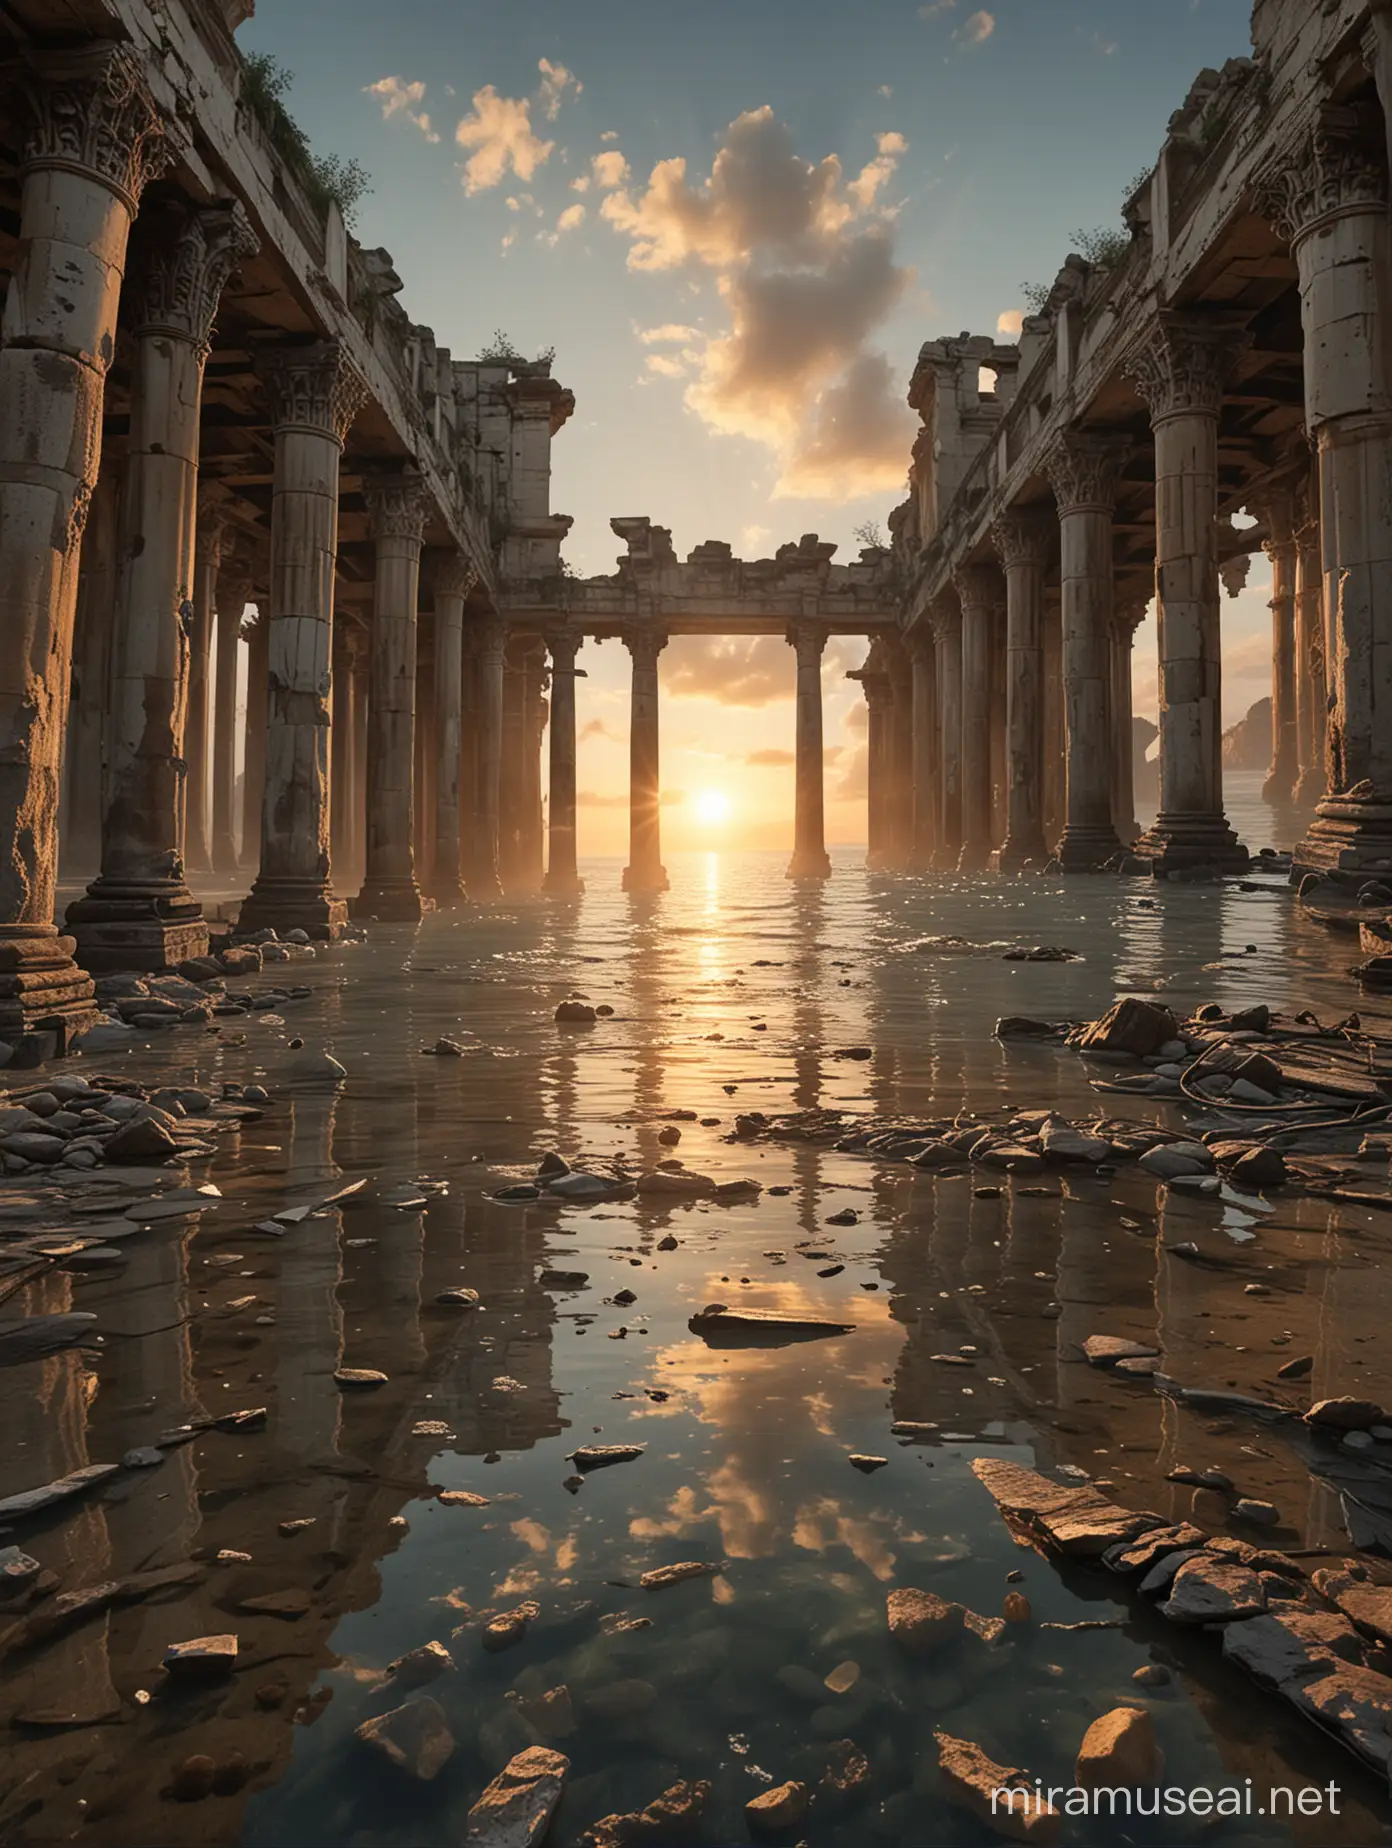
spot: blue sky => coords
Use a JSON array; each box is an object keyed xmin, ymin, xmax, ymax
[{"xmin": 242, "ymin": 0, "xmax": 1265, "ymax": 849}]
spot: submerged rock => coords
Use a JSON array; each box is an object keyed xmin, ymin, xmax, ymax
[
  {"xmin": 688, "ymin": 1303, "xmax": 855, "ymax": 1344},
  {"xmin": 887, "ymin": 1587, "xmax": 964, "ymax": 1654},
  {"xmin": 745, "ymin": 1782, "xmax": 809, "ymax": 1837},
  {"xmin": 356, "ymin": 1696, "xmax": 455, "ymax": 1781},
  {"xmin": 387, "ymin": 1640, "xmax": 455, "ymax": 1689},
  {"xmin": 568, "ymin": 1445, "xmax": 644, "ymax": 1471},
  {"xmin": 465, "ymin": 1745, "xmax": 569, "ymax": 1845}
]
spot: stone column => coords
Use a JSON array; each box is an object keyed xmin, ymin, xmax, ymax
[
  {"xmin": 929, "ymin": 600, "xmax": 963, "ymax": 867},
  {"xmin": 908, "ymin": 627, "xmax": 938, "ymax": 872},
  {"xmin": 887, "ymin": 648, "xmax": 914, "ymax": 872},
  {"xmin": 69, "ymin": 198, "xmax": 254, "ymax": 974},
  {"xmin": 543, "ymin": 630, "xmax": 584, "ymax": 895},
  {"xmin": 519, "ymin": 650, "xmax": 547, "ymax": 891},
  {"xmin": 1042, "ymin": 598, "xmax": 1065, "ymax": 850},
  {"xmin": 211, "ymin": 568, "xmax": 250, "ymax": 873},
  {"xmin": 183, "ymin": 502, "xmax": 226, "ymax": 876},
  {"xmin": 953, "ymin": 566, "xmax": 998, "ymax": 871},
  {"xmin": 239, "ymin": 343, "xmax": 366, "ymax": 937},
  {"xmin": 1111, "ymin": 605, "xmax": 1146, "ymax": 842},
  {"xmin": 330, "ymin": 622, "xmax": 356, "ymax": 883},
  {"xmin": 62, "ymin": 468, "xmax": 120, "ymax": 876},
  {"xmin": 415, "ymin": 656, "xmax": 436, "ymax": 886},
  {"xmin": 857, "ymin": 668, "xmax": 891, "ymax": 870},
  {"xmin": 349, "ymin": 642, "xmax": 369, "ymax": 885},
  {"xmin": 991, "ymin": 509, "xmax": 1053, "ymax": 870},
  {"xmin": 988, "ymin": 598, "xmax": 1008, "ymax": 848},
  {"xmin": 499, "ymin": 653, "xmax": 523, "ymax": 890},
  {"xmin": 1124, "ymin": 313, "xmax": 1247, "ymax": 871},
  {"xmin": 241, "ymin": 607, "xmax": 268, "ymax": 871},
  {"xmin": 1293, "ymin": 486, "xmax": 1326, "ymax": 805},
  {"xmin": 428, "ymin": 556, "xmax": 474, "ymax": 907},
  {"xmin": 1044, "ymin": 435, "xmax": 1128, "ymax": 870},
  {"xmin": 1256, "ymin": 488, "xmax": 1300, "ymax": 804},
  {"xmin": 622, "ymin": 628, "xmax": 669, "ymax": 893},
  {"xmin": 356, "ymin": 474, "xmax": 428, "ymax": 921},
  {"xmin": 787, "ymin": 622, "xmax": 831, "ymax": 880},
  {"xmin": 473, "ymin": 618, "xmax": 507, "ymax": 900},
  {"xmin": 0, "ymin": 49, "xmax": 167, "ymax": 1033},
  {"xmin": 1262, "ymin": 110, "xmax": 1392, "ymax": 873}
]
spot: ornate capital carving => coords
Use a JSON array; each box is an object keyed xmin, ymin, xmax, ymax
[
  {"xmin": 433, "ymin": 554, "xmax": 478, "ymax": 602},
  {"xmin": 1042, "ymin": 434, "xmax": 1129, "ymax": 514},
  {"xmin": 1257, "ymin": 104, "xmax": 1388, "ymax": 246},
  {"xmin": 475, "ymin": 617, "xmax": 509, "ymax": 666},
  {"xmin": 21, "ymin": 43, "xmax": 170, "ymax": 212},
  {"xmin": 363, "ymin": 472, "xmax": 428, "ymax": 544},
  {"xmin": 196, "ymin": 501, "xmax": 230, "ymax": 567},
  {"xmin": 125, "ymin": 198, "xmax": 257, "ymax": 353},
  {"xmin": 545, "ymin": 628, "xmax": 582, "ymax": 667},
  {"xmin": 952, "ymin": 563, "xmax": 1002, "ymax": 613},
  {"xmin": 218, "ymin": 574, "xmax": 256, "ymax": 617},
  {"xmin": 1112, "ymin": 602, "xmax": 1147, "ymax": 640},
  {"xmin": 905, "ymin": 624, "xmax": 935, "ymax": 665},
  {"xmin": 1123, "ymin": 314, "xmax": 1247, "ymax": 425},
  {"xmin": 256, "ymin": 342, "xmax": 368, "ymax": 445},
  {"xmin": 623, "ymin": 626, "xmax": 668, "ymax": 669},
  {"xmin": 926, "ymin": 597, "xmax": 961, "ymax": 647},
  {"xmin": 989, "ymin": 508, "xmax": 1054, "ymax": 571},
  {"xmin": 1255, "ymin": 487, "xmax": 1297, "ymax": 553},
  {"xmin": 788, "ymin": 621, "xmax": 828, "ymax": 661}
]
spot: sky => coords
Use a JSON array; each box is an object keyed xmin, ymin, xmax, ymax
[{"xmin": 242, "ymin": 0, "xmax": 1266, "ymax": 854}]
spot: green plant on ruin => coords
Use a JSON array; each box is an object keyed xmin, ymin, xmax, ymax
[
  {"xmin": 478, "ymin": 330, "xmax": 558, "ymax": 370},
  {"xmin": 239, "ymin": 51, "xmax": 371, "ymax": 230},
  {"xmin": 1067, "ymin": 224, "xmax": 1132, "ymax": 270}
]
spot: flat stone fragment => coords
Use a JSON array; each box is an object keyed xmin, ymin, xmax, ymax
[
  {"xmin": 934, "ymin": 1731, "xmax": 1061, "ymax": 1843},
  {"xmin": 0, "ymin": 1545, "xmax": 41, "ymax": 1587},
  {"xmin": 1039, "ymin": 1505, "xmax": 1164, "ymax": 1558},
  {"xmin": 639, "ymin": 1561, "xmax": 719, "ymax": 1590},
  {"xmin": 887, "ymin": 1586, "xmax": 965, "ymax": 1654},
  {"xmin": 465, "ymin": 1745, "xmax": 570, "ymax": 1845},
  {"xmin": 334, "ymin": 1368, "xmax": 388, "ymax": 1389},
  {"xmin": 1103, "ymin": 1524, "xmax": 1207, "ymax": 1575},
  {"xmin": 636, "ymin": 1169, "xmax": 714, "ymax": 1196},
  {"xmin": 1220, "ymin": 1608, "xmax": 1364, "ymax": 1689},
  {"xmin": 1162, "ymin": 1557, "xmax": 1268, "ymax": 1623},
  {"xmin": 579, "ymin": 1778, "xmax": 711, "ymax": 1845},
  {"xmin": 1285, "ymin": 1665, "xmax": 1392, "ymax": 1776},
  {"xmin": 388, "ymin": 1640, "xmax": 456, "ymax": 1689},
  {"xmin": 568, "ymin": 1444, "xmax": 645, "ymax": 1470},
  {"xmin": 439, "ymin": 1489, "xmax": 490, "ymax": 1507},
  {"xmin": 1081, "ymin": 1335, "xmax": 1160, "ymax": 1366},
  {"xmin": 0, "ymin": 1313, "xmax": 100, "ymax": 1367},
  {"xmin": 849, "ymin": 1453, "xmax": 888, "ymax": 1472},
  {"xmin": 237, "ymin": 1588, "xmax": 312, "ymax": 1618},
  {"xmin": 1306, "ymin": 1397, "xmax": 1385, "ymax": 1432},
  {"xmin": 1075, "ymin": 1707, "xmax": 1162, "ymax": 1788},
  {"xmin": 1311, "ymin": 1568, "xmax": 1392, "ymax": 1648},
  {"xmin": 687, "ymin": 1303, "xmax": 855, "ymax": 1343},
  {"xmin": 0, "ymin": 1463, "xmax": 120, "ymax": 1522},
  {"xmin": 746, "ymin": 1782, "xmax": 809, "ymax": 1837},
  {"xmin": 164, "ymin": 1634, "xmax": 238, "ymax": 1678},
  {"xmin": 356, "ymin": 1696, "xmax": 455, "ymax": 1782}
]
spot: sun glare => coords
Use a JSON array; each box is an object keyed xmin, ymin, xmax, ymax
[{"xmin": 693, "ymin": 789, "xmax": 731, "ymax": 826}]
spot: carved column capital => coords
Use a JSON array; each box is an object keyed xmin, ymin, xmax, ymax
[
  {"xmin": 1255, "ymin": 487, "xmax": 1297, "ymax": 553},
  {"xmin": 953, "ymin": 562, "xmax": 1004, "ymax": 612},
  {"xmin": 475, "ymin": 617, "xmax": 509, "ymax": 666},
  {"xmin": 363, "ymin": 472, "xmax": 428, "ymax": 544},
  {"xmin": 256, "ymin": 341, "xmax": 368, "ymax": 445},
  {"xmin": 218, "ymin": 573, "xmax": 256, "ymax": 617},
  {"xmin": 125, "ymin": 198, "xmax": 258, "ymax": 354},
  {"xmin": 1042, "ymin": 433, "xmax": 1130, "ymax": 514},
  {"xmin": 788, "ymin": 621, "xmax": 828, "ymax": 661},
  {"xmin": 622, "ymin": 626, "xmax": 668, "ymax": 669},
  {"xmin": 926, "ymin": 597, "xmax": 961, "ymax": 646},
  {"xmin": 433, "ymin": 554, "xmax": 478, "ymax": 602},
  {"xmin": 545, "ymin": 628, "xmax": 583, "ymax": 668},
  {"xmin": 1123, "ymin": 313, "xmax": 1247, "ymax": 424},
  {"xmin": 196, "ymin": 501, "xmax": 231, "ymax": 568},
  {"xmin": 21, "ymin": 43, "xmax": 171, "ymax": 212},
  {"xmin": 1257, "ymin": 103, "xmax": 1388, "ymax": 246},
  {"xmin": 988, "ymin": 508, "xmax": 1054, "ymax": 572}
]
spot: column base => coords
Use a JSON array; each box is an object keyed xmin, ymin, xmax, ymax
[
  {"xmin": 1057, "ymin": 823, "xmax": 1125, "ymax": 873},
  {"xmin": 352, "ymin": 878, "xmax": 425, "ymax": 923},
  {"xmin": 429, "ymin": 877, "xmax": 470, "ymax": 911},
  {"xmin": 622, "ymin": 864, "xmax": 669, "ymax": 893},
  {"xmin": 66, "ymin": 880, "xmax": 209, "ymax": 976},
  {"xmin": 956, "ymin": 843, "xmax": 992, "ymax": 873},
  {"xmin": 0, "ymin": 928, "xmax": 99, "ymax": 1046},
  {"xmin": 238, "ymin": 878, "xmax": 348, "ymax": 940},
  {"xmin": 930, "ymin": 843, "xmax": 961, "ymax": 871},
  {"xmin": 997, "ymin": 833, "xmax": 1049, "ymax": 873},
  {"xmin": 786, "ymin": 849, "xmax": 831, "ymax": 881},
  {"xmin": 1292, "ymin": 792, "xmax": 1392, "ymax": 881},
  {"xmin": 542, "ymin": 869, "xmax": 585, "ymax": 897},
  {"xmin": 1132, "ymin": 811, "xmax": 1249, "ymax": 875}
]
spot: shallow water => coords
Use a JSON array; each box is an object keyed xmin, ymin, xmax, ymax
[{"xmin": 6, "ymin": 797, "xmax": 1392, "ymax": 1846}]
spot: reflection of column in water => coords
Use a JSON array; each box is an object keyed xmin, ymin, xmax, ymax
[
  {"xmin": 628, "ymin": 898, "xmax": 668, "ymax": 1176},
  {"xmin": 0, "ymin": 1274, "xmax": 117, "ymax": 1718},
  {"xmin": 541, "ymin": 904, "xmax": 583, "ymax": 1152},
  {"xmin": 1301, "ymin": 1202, "xmax": 1381, "ymax": 1547},
  {"xmin": 274, "ymin": 1093, "xmax": 345, "ymax": 1463},
  {"xmin": 879, "ymin": 1172, "xmax": 943, "ymax": 1422},
  {"xmin": 1113, "ymin": 863, "xmax": 1225, "ymax": 995},
  {"xmin": 788, "ymin": 885, "xmax": 825, "ymax": 1113}
]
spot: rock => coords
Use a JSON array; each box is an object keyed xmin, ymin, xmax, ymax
[
  {"xmin": 439, "ymin": 1490, "xmax": 490, "ymax": 1507},
  {"xmin": 745, "ymin": 1782, "xmax": 809, "ymax": 1837},
  {"xmin": 887, "ymin": 1586, "xmax": 965, "ymax": 1655},
  {"xmin": 1285, "ymin": 1665, "xmax": 1392, "ymax": 1777},
  {"xmin": 334, "ymin": 1368, "xmax": 388, "ymax": 1390},
  {"xmin": 1103, "ymin": 1524, "xmax": 1207, "ymax": 1575},
  {"xmin": 238, "ymin": 1588, "xmax": 312, "ymax": 1618},
  {"xmin": 482, "ymin": 1602, "xmax": 540, "ymax": 1650},
  {"xmin": 428, "ymin": 1036, "xmax": 466, "ymax": 1056},
  {"xmin": 289, "ymin": 1047, "xmax": 346, "ymax": 1083},
  {"xmin": 969, "ymin": 1456, "xmax": 1163, "ymax": 1557},
  {"xmin": 688, "ymin": 1304, "xmax": 855, "ymax": 1344},
  {"xmin": 121, "ymin": 1445, "xmax": 164, "ymax": 1469},
  {"xmin": 1311, "ymin": 1568, "xmax": 1392, "ymax": 1648},
  {"xmin": 579, "ymin": 1781, "xmax": 710, "ymax": 1846},
  {"xmin": 1075, "ymin": 1707, "xmax": 1162, "ymax": 1788},
  {"xmin": 934, "ymin": 1732, "xmax": 1060, "ymax": 1843},
  {"xmin": 356, "ymin": 1696, "xmax": 455, "ymax": 1781},
  {"xmin": 1039, "ymin": 1120, "xmax": 1110, "ymax": 1162},
  {"xmin": 1133, "ymin": 1664, "xmax": 1170, "ymax": 1688},
  {"xmin": 1221, "ymin": 1607, "xmax": 1363, "ymax": 1688},
  {"xmin": 1, "ymin": 1132, "xmax": 67, "ymax": 1164},
  {"xmin": 1138, "ymin": 1142, "xmax": 1212, "ymax": 1180},
  {"xmin": 636, "ymin": 1169, "xmax": 715, "ymax": 1196},
  {"xmin": 995, "ymin": 1017, "xmax": 1059, "ymax": 1038},
  {"xmin": 1081, "ymin": 1335, "xmax": 1159, "ymax": 1367},
  {"xmin": 1080, "ymin": 998, "xmax": 1178, "ymax": 1058},
  {"xmin": 388, "ymin": 1640, "xmax": 456, "ymax": 1690},
  {"xmin": 1307, "ymin": 1397, "xmax": 1385, "ymax": 1432},
  {"xmin": 547, "ymin": 1172, "xmax": 624, "ymax": 1200},
  {"xmin": 436, "ymin": 1287, "xmax": 481, "ymax": 1309},
  {"xmin": 1232, "ymin": 1147, "xmax": 1287, "ymax": 1187},
  {"xmin": 164, "ymin": 1634, "xmax": 238, "ymax": 1678},
  {"xmin": 0, "ymin": 1463, "xmax": 120, "ymax": 1524},
  {"xmin": 1003, "ymin": 1592, "xmax": 1031, "ymax": 1623},
  {"xmin": 464, "ymin": 1746, "xmax": 569, "ymax": 1845},
  {"xmin": 1277, "ymin": 1355, "xmax": 1314, "ymax": 1380},
  {"xmin": 0, "ymin": 1313, "xmax": 100, "ymax": 1366},
  {"xmin": 494, "ymin": 1184, "xmax": 542, "ymax": 1203},
  {"xmin": 639, "ymin": 1562, "xmax": 718, "ymax": 1590},
  {"xmin": 104, "ymin": 1115, "xmax": 180, "ymax": 1162},
  {"xmin": 1232, "ymin": 1498, "xmax": 1280, "ymax": 1527},
  {"xmin": 512, "ymin": 1685, "xmax": 576, "ymax": 1740},
  {"xmin": 169, "ymin": 1754, "xmax": 218, "ymax": 1802},
  {"xmin": 0, "ymin": 1544, "xmax": 41, "ymax": 1588},
  {"xmin": 555, "ymin": 1001, "xmax": 597, "ymax": 1024},
  {"xmin": 568, "ymin": 1445, "xmax": 644, "ymax": 1471},
  {"xmin": 537, "ymin": 1151, "xmax": 569, "ymax": 1179},
  {"xmin": 849, "ymin": 1454, "xmax": 887, "ymax": 1473},
  {"xmin": 1162, "ymin": 1557, "xmax": 1267, "ymax": 1623}
]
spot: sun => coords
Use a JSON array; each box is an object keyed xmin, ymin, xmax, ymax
[{"xmin": 693, "ymin": 789, "xmax": 731, "ymax": 826}]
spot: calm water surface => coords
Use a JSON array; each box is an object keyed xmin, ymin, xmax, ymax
[{"xmin": 7, "ymin": 783, "xmax": 1392, "ymax": 1847}]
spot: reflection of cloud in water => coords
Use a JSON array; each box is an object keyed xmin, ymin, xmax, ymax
[
  {"xmin": 511, "ymin": 1517, "xmax": 551, "ymax": 1554},
  {"xmin": 792, "ymin": 1494, "xmax": 898, "ymax": 1580},
  {"xmin": 803, "ymin": 1391, "xmax": 837, "ymax": 1437}
]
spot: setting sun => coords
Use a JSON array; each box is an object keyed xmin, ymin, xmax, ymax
[{"xmin": 692, "ymin": 789, "xmax": 732, "ymax": 827}]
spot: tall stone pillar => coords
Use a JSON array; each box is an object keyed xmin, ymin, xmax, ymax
[
  {"xmin": 1044, "ymin": 435, "xmax": 1128, "ymax": 870},
  {"xmin": 929, "ymin": 600, "xmax": 963, "ymax": 867},
  {"xmin": 211, "ymin": 568, "xmax": 250, "ymax": 873},
  {"xmin": 499, "ymin": 653, "xmax": 523, "ymax": 891},
  {"xmin": 1042, "ymin": 598, "xmax": 1065, "ymax": 851},
  {"xmin": 356, "ymin": 474, "xmax": 427, "ymax": 921},
  {"xmin": 519, "ymin": 650, "xmax": 547, "ymax": 891},
  {"xmin": 69, "ymin": 198, "xmax": 254, "ymax": 974},
  {"xmin": 856, "ymin": 667, "xmax": 891, "ymax": 869},
  {"xmin": 543, "ymin": 630, "xmax": 584, "ymax": 895},
  {"xmin": 239, "ymin": 343, "xmax": 366, "ymax": 937},
  {"xmin": 908, "ymin": 627, "xmax": 938, "ymax": 872},
  {"xmin": 991, "ymin": 509, "xmax": 1052, "ymax": 870},
  {"xmin": 0, "ymin": 46, "xmax": 168, "ymax": 1037},
  {"xmin": 183, "ymin": 502, "xmax": 226, "ymax": 875},
  {"xmin": 1111, "ymin": 605, "xmax": 1145, "ymax": 842},
  {"xmin": 473, "ymin": 619, "xmax": 507, "ymax": 901},
  {"xmin": 62, "ymin": 468, "xmax": 120, "ymax": 876},
  {"xmin": 415, "ymin": 657, "xmax": 436, "ymax": 886},
  {"xmin": 1292, "ymin": 486, "xmax": 1326, "ymax": 805},
  {"xmin": 622, "ymin": 628, "xmax": 669, "ymax": 893},
  {"xmin": 241, "ymin": 607, "xmax": 268, "ymax": 871},
  {"xmin": 787, "ymin": 622, "xmax": 831, "ymax": 880},
  {"xmin": 988, "ymin": 598, "xmax": 1008, "ymax": 848},
  {"xmin": 1254, "ymin": 488, "xmax": 1300, "ymax": 804},
  {"xmin": 349, "ymin": 641, "xmax": 369, "ymax": 886},
  {"xmin": 886, "ymin": 648, "xmax": 914, "ymax": 872},
  {"xmin": 954, "ymin": 566, "xmax": 998, "ymax": 871},
  {"xmin": 430, "ymin": 557, "xmax": 475, "ymax": 908},
  {"xmin": 1124, "ymin": 313, "xmax": 1247, "ymax": 871},
  {"xmin": 330, "ymin": 623, "xmax": 357, "ymax": 883},
  {"xmin": 1263, "ymin": 111, "xmax": 1392, "ymax": 873}
]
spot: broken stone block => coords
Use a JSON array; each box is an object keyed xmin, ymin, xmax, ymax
[
  {"xmin": 464, "ymin": 1745, "xmax": 568, "ymax": 1844},
  {"xmin": 887, "ymin": 1586, "xmax": 965, "ymax": 1654},
  {"xmin": 1221, "ymin": 1607, "xmax": 1363, "ymax": 1688},
  {"xmin": 164, "ymin": 1634, "xmax": 238, "ymax": 1678},
  {"xmin": 1161, "ymin": 1557, "xmax": 1267, "ymax": 1623},
  {"xmin": 1075, "ymin": 1706, "xmax": 1162, "ymax": 1788},
  {"xmin": 355, "ymin": 1695, "xmax": 455, "ymax": 1781},
  {"xmin": 1285, "ymin": 1665, "xmax": 1392, "ymax": 1777},
  {"xmin": 1081, "ymin": 1335, "xmax": 1160, "ymax": 1367},
  {"xmin": 934, "ymin": 1732, "xmax": 1060, "ymax": 1843},
  {"xmin": 745, "ymin": 1781, "xmax": 810, "ymax": 1837},
  {"xmin": 1311, "ymin": 1568, "xmax": 1392, "ymax": 1648},
  {"xmin": 1079, "ymin": 998, "xmax": 1178, "ymax": 1058},
  {"xmin": 1306, "ymin": 1397, "xmax": 1385, "ymax": 1432}
]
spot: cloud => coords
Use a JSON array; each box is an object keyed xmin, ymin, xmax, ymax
[
  {"xmin": 577, "ymin": 789, "xmax": 627, "ymax": 808},
  {"xmin": 645, "ymin": 353, "xmax": 688, "ymax": 378},
  {"xmin": 996, "ymin": 308, "xmax": 1024, "ymax": 336},
  {"xmin": 455, "ymin": 88, "xmax": 555, "ymax": 193},
  {"xmin": 555, "ymin": 202, "xmax": 586, "ymax": 233},
  {"xmin": 919, "ymin": 0, "xmax": 956, "ymax": 14},
  {"xmin": 640, "ymin": 323, "xmax": 700, "ymax": 345},
  {"xmin": 601, "ymin": 107, "xmax": 916, "ymax": 500},
  {"xmin": 663, "ymin": 635, "xmax": 795, "ymax": 707},
  {"xmin": 747, "ymin": 748, "xmax": 795, "ymax": 767},
  {"xmin": 365, "ymin": 76, "xmax": 439, "ymax": 143},
  {"xmin": 741, "ymin": 523, "xmax": 772, "ymax": 553},
  {"xmin": 600, "ymin": 129, "xmax": 619, "ymax": 143},
  {"xmin": 537, "ymin": 58, "xmax": 581, "ymax": 121},
  {"xmin": 592, "ymin": 150, "xmax": 631, "ymax": 190},
  {"xmin": 959, "ymin": 8, "xmax": 995, "ymax": 43},
  {"xmin": 579, "ymin": 718, "xmax": 621, "ymax": 743}
]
